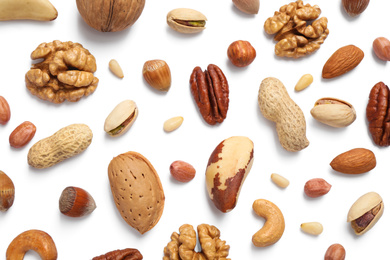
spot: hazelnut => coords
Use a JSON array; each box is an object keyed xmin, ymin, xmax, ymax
[
  {"xmin": 59, "ymin": 186, "xmax": 96, "ymax": 217},
  {"xmin": 0, "ymin": 170, "xmax": 15, "ymax": 212},
  {"xmin": 76, "ymin": 0, "xmax": 145, "ymax": 32},
  {"xmin": 373, "ymin": 37, "xmax": 390, "ymax": 61},
  {"xmin": 227, "ymin": 40, "xmax": 256, "ymax": 67},
  {"xmin": 170, "ymin": 161, "xmax": 196, "ymax": 182},
  {"xmin": 143, "ymin": 60, "xmax": 172, "ymax": 91}
]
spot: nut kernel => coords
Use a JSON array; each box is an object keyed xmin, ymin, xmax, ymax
[
  {"xmin": 104, "ymin": 100, "xmax": 138, "ymax": 137},
  {"xmin": 325, "ymin": 244, "xmax": 346, "ymax": 260},
  {"xmin": 373, "ymin": 37, "xmax": 390, "ymax": 61},
  {"xmin": 163, "ymin": 116, "xmax": 183, "ymax": 132},
  {"xmin": 166, "ymin": 8, "xmax": 207, "ymax": 34},
  {"xmin": 0, "ymin": 96, "xmax": 10, "ymax": 125},
  {"xmin": 270, "ymin": 173, "xmax": 289, "ymax": 188},
  {"xmin": 294, "ymin": 74, "xmax": 313, "ymax": 91},
  {"xmin": 9, "ymin": 121, "xmax": 36, "ymax": 148},
  {"xmin": 170, "ymin": 161, "xmax": 196, "ymax": 182},
  {"xmin": 300, "ymin": 222, "xmax": 323, "ymax": 235},
  {"xmin": 109, "ymin": 59, "xmax": 124, "ymax": 78}
]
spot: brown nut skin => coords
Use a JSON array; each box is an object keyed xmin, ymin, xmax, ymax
[
  {"xmin": 252, "ymin": 199, "xmax": 285, "ymax": 247},
  {"xmin": 227, "ymin": 40, "xmax": 256, "ymax": 67},
  {"xmin": 0, "ymin": 170, "xmax": 15, "ymax": 212},
  {"xmin": 232, "ymin": 0, "xmax": 259, "ymax": 14},
  {"xmin": 366, "ymin": 82, "xmax": 390, "ymax": 146},
  {"xmin": 9, "ymin": 121, "xmax": 36, "ymax": 148},
  {"xmin": 373, "ymin": 37, "xmax": 390, "ymax": 61},
  {"xmin": 304, "ymin": 178, "xmax": 331, "ymax": 198},
  {"xmin": 0, "ymin": 96, "xmax": 10, "ymax": 125},
  {"xmin": 342, "ymin": 0, "xmax": 369, "ymax": 17},
  {"xmin": 6, "ymin": 229, "xmax": 57, "ymax": 260},
  {"xmin": 76, "ymin": 0, "xmax": 145, "ymax": 32},
  {"xmin": 330, "ymin": 148, "xmax": 376, "ymax": 174},
  {"xmin": 170, "ymin": 160, "xmax": 196, "ymax": 182},
  {"xmin": 92, "ymin": 248, "xmax": 143, "ymax": 260},
  {"xmin": 143, "ymin": 60, "xmax": 171, "ymax": 91},
  {"xmin": 325, "ymin": 243, "xmax": 346, "ymax": 260},
  {"xmin": 59, "ymin": 186, "xmax": 96, "ymax": 217},
  {"xmin": 206, "ymin": 136, "xmax": 254, "ymax": 213}
]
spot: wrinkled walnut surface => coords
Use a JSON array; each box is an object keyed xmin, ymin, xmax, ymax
[
  {"xmin": 163, "ymin": 224, "xmax": 230, "ymax": 260},
  {"xmin": 367, "ymin": 82, "xmax": 390, "ymax": 146},
  {"xmin": 264, "ymin": 0, "xmax": 329, "ymax": 58},
  {"xmin": 25, "ymin": 40, "xmax": 99, "ymax": 103}
]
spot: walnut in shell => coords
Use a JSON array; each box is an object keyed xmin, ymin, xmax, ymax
[{"xmin": 25, "ymin": 40, "xmax": 99, "ymax": 104}]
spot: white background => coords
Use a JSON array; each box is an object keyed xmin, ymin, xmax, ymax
[{"xmin": 1, "ymin": 0, "xmax": 390, "ymax": 259}]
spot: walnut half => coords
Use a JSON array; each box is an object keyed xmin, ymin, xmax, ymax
[{"xmin": 25, "ymin": 40, "xmax": 99, "ymax": 104}]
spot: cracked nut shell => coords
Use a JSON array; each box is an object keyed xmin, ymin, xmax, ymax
[
  {"xmin": 104, "ymin": 100, "xmax": 138, "ymax": 137},
  {"xmin": 206, "ymin": 136, "xmax": 254, "ymax": 213},
  {"xmin": 347, "ymin": 192, "xmax": 384, "ymax": 235}
]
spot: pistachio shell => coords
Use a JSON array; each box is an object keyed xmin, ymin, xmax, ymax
[
  {"xmin": 347, "ymin": 192, "xmax": 384, "ymax": 235},
  {"xmin": 310, "ymin": 98, "xmax": 356, "ymax": 127},
  {"xmin": 166, "ymin": 8, "xmax": 207, "ymax": 34},
  {"xmin": 104, "ymin": 100, "xmax": 138, "ymax": 137}
]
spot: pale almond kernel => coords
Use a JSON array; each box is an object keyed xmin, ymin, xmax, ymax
[
  {"xmin": 109, "ymin": 59, "xmax": 124, "ymax": 78},
  {"xmin": 271, "ymin": 173, "xmax": 289, "ymax": 188},
  {"xmin": 295, "ymin": 74, "xmax": 313, "ymax": 91},
  {"xmin": 163, "ymin": 116, "xmax": 183, "ymax": 132},
  {"xmin": 170, "ymin": 160, "xmax": 196, "ymax": 182},
  {"xmin": 301, "ymin": 222, "xmax": 323, "ymax": 235}
]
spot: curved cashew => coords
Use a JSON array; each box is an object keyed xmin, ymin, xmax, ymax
[
  {"xmin": 252, "ymin": 199, "xmax": 285, "ymax": 247},
  {"xmin": 6, "ymin": 229, "xmax": 58, "ymax": 260}
]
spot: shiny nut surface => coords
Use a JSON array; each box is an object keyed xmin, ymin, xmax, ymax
[
  {"xmin": 59, "ymin": 186, "xmax": 96, "ymax": 217},
  {"xmin": 9, "ymin": 121, "xmax": 36, "ymax": 148},
  {"xmin": 0, "ymin": 170, "xmax": 15, "ymax": 212},
  {"xmin": 373, "ymin": 37, "xmax": 390, "ymax": 61},
  {"xmin": 143, "ymin": 60, "xmax": 171, "ymax": 91},
  {"xmin": 325, "ymin": 244, "xmax": 346, "ymax": 260},
  {"xmin": 0, "ymin": 96, "xmax": 10, "ymax": 125},
  {"xmin": 206, "ymin": 136, "xmax": 254, "ymax": 213},
  {"xmin": 167, "ymin": 8, "xmax": 207, "ymax": 34},
  {"xmin": 310, "ymin": 98, "xmax": 356, "ymax": 128},
  {"xmin": 347, "ymin": 192, "xmax": 384, "ymax": 235},
  {"xmin": 104, "ymin": 100, "xmax": 138, "ymax": 137},
  {"xmin": 170, "ymin": 161, "xmax": 196, "ymax": 182},
  {"xmin": 227, "ymin": 40, "xmax": 256, "ymax": 67}
]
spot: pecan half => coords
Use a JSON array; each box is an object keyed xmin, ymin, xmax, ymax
[
  {"xmin": 366, "ymin": 82, "xmax": 390, "ymax": 146},
  {"xmin": 92, "ymin": 248, "xmax": 143, "ymax": 260},
  {"xmin": 190, "ymin": 64, "xmax": 229, "ymax": 125}
]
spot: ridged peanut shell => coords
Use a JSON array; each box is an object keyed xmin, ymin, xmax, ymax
[
  {"xmin": 0, "ymin": 171, "xmax": 15, "ymax": 212},
  {"xmin": 108, "ymin": 151, "xmax": 165, "ymax": 234},
  {"xmin": 330, "ymin": 148, "xmax": 376, "ymax": 174},
  {"xmin": 28, "ymin": 124, "xmax": 93, "ymax": 169},
  {"xmin": 104, "ymin": 100, "xmax": 138, "ymax": 137},
  {"xmin": 322, "ymin": 45, "xmax": 364, "ymax": 79},
  {"xmin": 347, "ymin": 192, "xmax": 383, "ymax": 235},
  {"xmin": 258, "ymin": 77, "xmax": 309, "ymax": 152},
  {"xmin": 166, "ymin": 8, "xmax": 207, "ymax": 34},
  {"xmin": 76, "ymin": 0, "xmax": 145, "ymax": 32},
  {"xmin": 310, "ymin": 98, "xmax": 356, "ymax": 127},
  {"xmin": 206, "ymin": 136, "xmax": 254, "ymax": 213}
]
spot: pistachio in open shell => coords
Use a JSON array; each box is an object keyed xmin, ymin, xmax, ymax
[
  {"xmin": 310, "ymin": 98, "xmax": 356, "ymax": 128},
  {"xmin": 76, "ymin": 0, "xmax": 145, "ymax": 32},
  {"xmin": 166, "ymin": 8, "xmax": 207, "ymax": 34},
  {"xmin": 104, "ymin": 100, "xmax": 138, "ymax": 137},
  {"xmin": 347, "ymin": 192, "xmax": 384, "ymax": 235}
]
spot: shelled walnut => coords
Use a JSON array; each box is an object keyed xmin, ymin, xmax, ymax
[
  {"xmin": 25, "ymin": 40, "xmax": 99, "ymax": 104},
  {"xmin": 163, "ymin": 224, "xmax": 230, "ymax": 260},
  {"xmin": 264, "ymin": 0, "xmax": 329, "ymax": 58}
]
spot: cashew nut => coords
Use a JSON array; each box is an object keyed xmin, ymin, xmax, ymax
[
  {"xmin": 6, "ymin": 229, "xmax": 58, "ymax": 260},
  {"xmin": 252, "ymin": 199, "xmax": 285, "ymax": 247}
]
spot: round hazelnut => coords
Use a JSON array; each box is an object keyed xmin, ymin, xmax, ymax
[
  {"xmin": 227, "ymin": 40, "xmax": 256, "ymax": 67},
  {"xmin": 76, "ymin": 0, "xmax": 145, "ymax": 32}
]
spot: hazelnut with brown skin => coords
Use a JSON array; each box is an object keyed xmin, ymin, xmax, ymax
[
  {"xmin": 59, "ymin": 186, "xmax": 96, "ymax": 217},
  {"xmin": 227, "ymin": 40, "xmax": 256, "ymax": 67}
]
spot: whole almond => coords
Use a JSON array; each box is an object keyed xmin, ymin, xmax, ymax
[
  {"xmin": 373, "ymin": 37, "xmax": 390, "ymax": 61},
  {"xmin": 325, "ymin": 243, "xmax": 346, "ymax": 260},
  {"xmin": 322, "ymin": 45, "xmax": 364, "ymax": 79},
  {"xmin": 9, "ymin": 121, "xmax": 36, "ymax": 148},
  {"xmin": 304, "ymin": 178, "xmax": 331, "ymax": 198},
  {"xmin": 232, "ymin": 0, "xmax": 259, "ymax": 15},
  {"xmin": 169, "ymin": 160, "xmax": 196, "ymax": 182},
  {"xmin": 330, "ymin": 148, "xmax": 376, "ymax": 174},
  {"xmin": 342, "ymin": 0, "xmax": 369, "ymax": 17},
  {"xmin": 0, "ymin": 96, "xmax": 10, "ymax": 125}
]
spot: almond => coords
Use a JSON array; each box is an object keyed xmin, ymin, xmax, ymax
[
  {"xmin": 342, "ymin": 0, "xmax": 369, "ymax": 17},
  {"xmin": 304, "ymin": 178, "xmax": 331, "ymax": 198},
  {"xmin": 330, "ymin": 148, "xmax": 376, "ymax": 174},
  {"xmin": 322, "ymin": 45, "xmax": 364, "ymax": 79}
]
